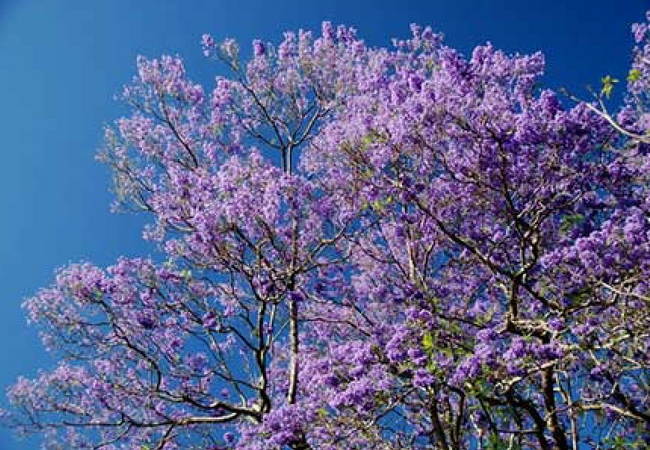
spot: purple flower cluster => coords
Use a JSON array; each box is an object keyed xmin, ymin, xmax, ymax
[{"xmin": 5, "ymin": 14, "xmax": 650, "ymax": 450}]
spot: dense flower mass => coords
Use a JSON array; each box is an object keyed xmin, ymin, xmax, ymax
[{"xmin": 4, "ymin": 15, "xmax": 650, "ymax": 450}]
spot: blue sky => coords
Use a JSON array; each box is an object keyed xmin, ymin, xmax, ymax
[{"xmin": 0, "ymin": 0, "xmax": 647, "ymax": 448}]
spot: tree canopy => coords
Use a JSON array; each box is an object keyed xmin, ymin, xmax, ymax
[{"xmin": 4, "ymin": 14, "xmax": 650, "ymax": 450}]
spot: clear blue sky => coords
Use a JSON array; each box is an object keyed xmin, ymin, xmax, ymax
[{"xmin": 0, "ymin": 1, "xmax": 647, "ymax": 448}]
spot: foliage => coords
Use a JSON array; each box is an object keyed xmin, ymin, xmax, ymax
[{"xmin": 4, "ymin": 15, "xmax": 650, "ymax": 450}]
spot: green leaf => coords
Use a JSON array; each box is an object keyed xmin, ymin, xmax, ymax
[
  {"xmin": 422, "ymin": 333, "xmax": 434, "ymax": 350},
  {"xmin": 565, "ymin": 286, "xmax": 592, "ymax": 304},
  {"xmin": 370, "ymin": 196, "xmax": 394, "ymax": 213},
  {"xmin": 601, "ymin": 75, "xmax": 619, "ymax": 99},
  {"xmin": 180, "ymin": 268, "xmax": 192, "ymax": 279},
  {"xmin": 628, "ymin": 68, "xmax": 642, "ymax": 82},
  {"xmin": 560, "ymin": 213, "xmax": 584, "ymax": 233},
  {"xmin": 486, "ymin": 434, "xmax": 508, "ymax": 450}
]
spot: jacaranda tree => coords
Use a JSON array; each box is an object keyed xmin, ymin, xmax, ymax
[{"xmin": 4, "ymin": 13, "xmax": 650, "ymax": 450}]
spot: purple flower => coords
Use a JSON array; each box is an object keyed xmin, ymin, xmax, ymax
[
  {"xmin": 252, "ymin": 39, "xmax": 265, "ymax": 57},
  {"xmin": 202, "ymin": 310, "xmax": 218, "ymax": 329},
  {"xmin": 136, "ymin": 314, "xmax": 155, "ymax": 329},
  {"xmin": 413, "ymin": 369, "xmax": 435, "ymax": 388}
]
